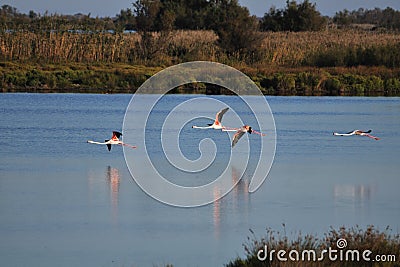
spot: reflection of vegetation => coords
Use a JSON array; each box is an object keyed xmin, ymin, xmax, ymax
[{"xmin": 227, "ymin": 225, "xmax": 400, "ymax": 267}]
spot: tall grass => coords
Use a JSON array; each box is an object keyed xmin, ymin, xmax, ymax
[
  {"xmin": 259, "ymin": 30, "xmax": 400, "ymax": 67},
  {"xmin": 0, "ymin": 30, "xmax": 218, "ymax": 64},
  {"xmin": 2, "ymin": 29, "xmax": 400, "ymax": 95},
  {"xmin": 2, "ymin": 29, "xmax": 400, "ymax": 67}
]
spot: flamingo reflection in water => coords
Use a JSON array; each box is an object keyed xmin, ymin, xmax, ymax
[
  {"xmin": 106, "ymin": 166, "xmax": 120, "ymax": 223},
  {"xmin": 213, "ymin": 166, "xmax": 250, "ymax": 239}
]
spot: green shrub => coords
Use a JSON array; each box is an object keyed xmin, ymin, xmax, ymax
[{"xmin": 227, "ymin": 225, "xmax": 400, "ymax": 267}]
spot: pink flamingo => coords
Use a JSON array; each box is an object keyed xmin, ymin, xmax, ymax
[
  {"xmin": 333, "ymin": 130, "xmax": 380, "ymax": 140},
  {"xmin": 87, "ymin": 131, "xmax": 137, "ymax": 151}
]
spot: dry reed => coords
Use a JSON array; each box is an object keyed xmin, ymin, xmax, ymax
[{"xmin": 2, "ymin": 29, "xmax": 399, "ymax": 67}]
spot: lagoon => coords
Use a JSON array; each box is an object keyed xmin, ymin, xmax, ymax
[{"xmin": 0, "ymin": 93, "xmax": 399, "ymax": 266}]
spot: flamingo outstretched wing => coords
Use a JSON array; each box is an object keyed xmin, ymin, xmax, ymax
[
  {"xmin": 232, "ymin": 130, "xmax": 246, "ymax": 148},
  {"xmin": 216, "ymin": 107, "xmax": 229, "ymax": 123},
  {"xmin": 193, "ymin": 107, "xmax": 229, "ymax": 129}
]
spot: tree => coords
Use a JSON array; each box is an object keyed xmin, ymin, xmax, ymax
[
  {"xmin": 207, "ymin": 0, "xmax": 262, "ymax": 59},
  {"xmin": 260, "ymin": 6, "xmax": 284, "ymax": 31},
  {"xmin": 133, "ymin": 0, "xmax": 162, "ymax": 32},
  {"xmin": 115, "ymin": 8, "xmax": 136, "ymax": 31},
  {"xmin": 333, "ymin": 9, "xmax": 352, "ymax": 26},
  {"xmin": 260, "ymin": 0, "xmax": 327, "ymax": 32},
  {"xmin": 333, "ymin": 7, "xmax": 400, "ymax": 30}
]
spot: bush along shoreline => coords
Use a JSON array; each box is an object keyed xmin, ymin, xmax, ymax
[
  {"xmin": 1, "ymin": 62, "xmax": 400, "ymax": 96},
  {"xmin": 227, "ymin": 225, "xmax": 400, "ymax": 267}
]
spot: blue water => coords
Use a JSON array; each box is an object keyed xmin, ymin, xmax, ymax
[{"xmin": 0, "ymin": 93, "xmax": 399, "ymax": 266}]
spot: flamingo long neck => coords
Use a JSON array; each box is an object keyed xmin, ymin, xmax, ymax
[
  {"xmin": 87, "ymin": 140, "xmax": 108, "ymax": 145},
  {"xmin": 192, "ymin": 125, "xmax": 213, "ymax": 129},
  {"xmin": 334, "ymin": 132, "xmax": 354, "ymax": 136}
]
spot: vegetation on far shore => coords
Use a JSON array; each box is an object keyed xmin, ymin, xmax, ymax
[
  {"xmin": 2, "ymin": 1, "xmax": 400, "ymax": 95},
  {"xmin": 2, "ymin": 29, "xmax": 400, "ymax": 96},
  {"xmin": 2, "ymin": 60, "xmax": 400, "ymax": 96}
]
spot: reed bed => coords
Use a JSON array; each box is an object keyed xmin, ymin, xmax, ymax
[
  {"xmin": 2, "ymin": 29, "xmax": 399, "ymax": 67},
  {"xmin": 1, "ymin": 29, "xmax": 400, "ymax": 95},
  {"xmin": 259, "ymin": 30, "xmax": 400, "ymax": 66},
  {"xmin": 0, "ymin": 30, "xmax": 218, "ymax": 64}
]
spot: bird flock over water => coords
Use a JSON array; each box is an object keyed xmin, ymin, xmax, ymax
[{"xmin": 87, "ymin": 107, "xmax": 380, "ymax": 151}]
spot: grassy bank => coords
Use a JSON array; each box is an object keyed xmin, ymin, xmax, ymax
[
  {"xmin": 0, "ymin": 62, "xmax": 162, "ymax": 94},
  {"xmin": 1, "ymin": 30, "xmax": 400, "ymax": 95},
  {"xmin": 2, "ymin": 61, "xmax": 400, "ymax": 96}
]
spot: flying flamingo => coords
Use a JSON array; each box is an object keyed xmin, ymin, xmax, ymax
[
  {"xmin": 87, "ymin": 131, "xmax": 137, "ymax": 151},
  {"xmin": 231, "ymin": 125, "xmax": 266, "ymax": 148},
  {"xmin": 333, "ymin": 130, "xmax": 380, "ymax": 140},
  {"xmin": 192, "ymin": 107, "xmax": 236, "ymax": 131}
]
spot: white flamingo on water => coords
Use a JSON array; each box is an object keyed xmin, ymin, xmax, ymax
[
  {"xmin": 333, "ymin": 130, "xmax": 380, "ymax": 140},
  {"xmin": 87, "ymin": 131, "xmax": 137, "ymax": 151},
  {"xmin": 230, "ymin": 125, "xmax": 266, "ymax": 148},
  {"xmin": 192, "ymin": 107, "xmax": 236, "ymax": 131}
]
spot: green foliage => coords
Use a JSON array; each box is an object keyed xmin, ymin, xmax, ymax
[
  {"xmin": 130, "ymin": 0, "xmax": 262, "ymax": 59},
  {"xmin": 133, "ymin": 0, "xmax": 162, "ymax": 32},
  {"xmin": 305, "ymin": 43, "xmax": 400, "ymax": 68},
  {"xmin": 1, "ymin": 62, "xmax": 400, "ymax": 96},
  {"xmin": 333, "ymin": 7, "xmax": 400, "ymax": 30},
  {"xmin": 253, "ymin": 70, "xmax": 400, "ymax": 96},
  {"xmin": 115, "ymin": 8, "xmax": 136, "ymax": 31},
  {"xmin": 260, "ymin": 0, "xmax": 327, "ymax": 32},
  {"xmin": 0, "ymin": 63, "xmax": 159, "ymax": 93},
  {"xmin": 321, "ymin": 77, "xmax": 341, "ymax": 95},
  {"xmin": 207, "ymin": 0, "xmax": 262, "ymax": 60},
  {"xmin": 2, "ymin": 4, "xmax": 400, "ymax": 96}
]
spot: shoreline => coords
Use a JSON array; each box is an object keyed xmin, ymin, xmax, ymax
[{"xmin": 2, "ymin": 62, "xmax": 400, "ymax": 96}]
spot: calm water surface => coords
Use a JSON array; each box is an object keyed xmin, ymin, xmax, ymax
[{"xmin": 0, "ymin": 93, "xmax": 399, "ymax": 266}]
